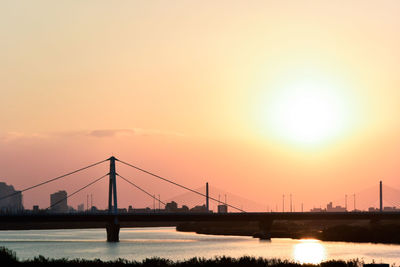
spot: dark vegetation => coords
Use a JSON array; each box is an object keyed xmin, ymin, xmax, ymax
[
  {"xmin": 0, "ymin": 247, "xmax": 361, "ymax": 267},
  {"xmin": 177, "ymin": 220, "xmax": 400, "ymax": 244},
  {"xmin": 321, "ymin": 223, "xmax": 400, "ymax": 243}
]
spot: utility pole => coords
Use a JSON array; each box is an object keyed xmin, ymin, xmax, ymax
[
  {"xmin": 345, "ymin": 194, "xmax": 347, "ymax": 211},
  {"xmin": 353, "ymin": 193, "xmax": 356, "ymax": 211},
  {"xmin": 380, "ymin": 181, "xmax": 383, "ymax": 212},
  {"xmin": 290, "ymin": 194, "xmax": 292, "ymax": 212},
  {"xmin": 282, "ymin": 194, "xmax": 285, "ymax": 212},
  {"xmin": 158, "ymin": 194, "xmax": 161, "ymax": 211},
  {"xmin": 301, "ymin": 203, "xmax": 304, "ymax": 212},
  {"xmin": 206, "ymin": 182, "xmax": 209, "ymax": 212}
]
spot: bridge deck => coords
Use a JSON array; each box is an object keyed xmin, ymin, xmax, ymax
[
  {"xmin": 1, "ymin": 212, "xmax": 399, "ymax": 231},
  {"xmin": 1, "ymin": 212, "xmax": 400, "ymax": 223}
]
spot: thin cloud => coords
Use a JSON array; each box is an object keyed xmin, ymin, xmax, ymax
[
  {"xmin": 0, "ymin": 132, "xmax": 48, "ymax": 142},
  {"xmin": 88, "ymin": 129, "xmax": 134, "ymax": 138},
  {"xmin": 0, "ymin": 128, "xmax": 184, "ymax": 142},
  {"xmin": 66, "ymin": 128, "xmax": 184, "ymax": 138}
]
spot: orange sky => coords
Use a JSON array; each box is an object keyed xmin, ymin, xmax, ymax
[{"xmin": 1, "ymin": 1, "xmax": 400, "ymax": 211}]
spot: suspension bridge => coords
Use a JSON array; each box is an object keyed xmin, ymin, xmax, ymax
[{"xmin": 1, "ymin": 156, "xmax": 400, "ymax": 242}]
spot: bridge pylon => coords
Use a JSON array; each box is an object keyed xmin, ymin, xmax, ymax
[
  {"xmin": 106, "ymin": 156, "xmax": 120, "ymax": 242},
  {"xmin": 108, "ymin": 156, "xmax": 118, "ymax": 214}
]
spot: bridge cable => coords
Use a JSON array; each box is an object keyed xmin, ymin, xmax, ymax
[
  {"xmin": 117, "ymin": 159, "xmax": 246, "ymax": 212},
  {"xmin": 117, "ymin": 174, "xmax": 166, "ymax": 206},
  {"xmin": 47, "ymin": 173, "xmax": 108, "ymax": 210},
  {"xmin": 0, "ymin": 159, "xmax": 108, "ymax": 201},
  {"xmin": 384, "ymin": 198, "xmax": 400, "ymax": 208}
]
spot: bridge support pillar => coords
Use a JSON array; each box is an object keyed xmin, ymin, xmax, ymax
[
  {"xmin": 106, "ymin": 156, "xmax": 120, "ymax": 242},
  {"xmin": 254, "ymin": 220, "xmax": 273, "ymax": 240},
  {"xmin": 106, "ymin": 221, "xmax": 120, "ymax": 242}
]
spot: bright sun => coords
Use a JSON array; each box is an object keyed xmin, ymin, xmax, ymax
[
  {"xmin": 264, "ymin": 79, "xmax": 348, "ymax": 145},
  {"xmin": 293, "ymin": 240, "xmax": 326, "ymax": 264}
]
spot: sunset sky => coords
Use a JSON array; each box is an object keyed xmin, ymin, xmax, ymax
[{"xmin": 1, "ymin": 1, "xmax": 400, "ymax": 211}]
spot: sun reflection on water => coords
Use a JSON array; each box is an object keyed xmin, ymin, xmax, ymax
[{"xmin": 293, "ymin": 239, "xmax": 326, "ymax": 264}]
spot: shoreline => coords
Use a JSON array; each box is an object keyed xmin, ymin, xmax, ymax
[
  {"xmin": 177, "ymin": 221, "xmax": 400, "ymax": 245},
  {"xmin": 0, "ymin": 247, "xmax": 364, "ymax": 267}
]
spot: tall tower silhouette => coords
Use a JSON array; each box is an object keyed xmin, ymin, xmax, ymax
[{"xmin": 108, "ymin": 156, "xmax": 118, "ymax": 214}]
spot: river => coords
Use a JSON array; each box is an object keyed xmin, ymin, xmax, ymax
[{"xmin": 0, "ymin": 227, "xmax": 399, "ymax": 264}]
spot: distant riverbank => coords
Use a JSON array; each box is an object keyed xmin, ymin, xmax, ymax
[
  {"xmin": 0, "ymin": 247, "xmax": 360, "ymax": 267},
  {"xmin": 177, "ymin": 220, "xmax": 400, "ymax": 244}
]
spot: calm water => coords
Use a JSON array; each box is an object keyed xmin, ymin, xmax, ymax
[{"xmin": 0, "ymin": 227, "xmax": 399, "ymax": 264}]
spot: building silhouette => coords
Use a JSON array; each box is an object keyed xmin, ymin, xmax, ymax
[
  {"xmin": 50, "ymin": 190, "xmax": 68, "ymax": 213},
  {"xmin": 165, "ymin": 201, "xmax": 189, "ymax": 212},
  {"xmin": 165, "ymin": 201, "xmax": 178, "ymax": 212},
  {"xmin": 77, "ymin": 203, "xmax": 84, "ymax": 212},
  {"xmin": 218, "ymin": 204, "xmax": 228, "ymax": 213},
  {"xmin": 0, "ymin": 182, "xmax": 23, "ymax": 213},
  {"xmin": 190, "ymin": 204, "xmax": 207, "ymax": 212},
  {"xmin": 32, "ymin": 205, "xmax": 39, "ymax": 213},
  {"xmin": 326, "ymin": 202, "xmax": 346, "ymax": 212},
  {"xmin": 310, "ymin": 202, "xmax": 346, "ymax": 212},
  {"xmin": 128, "ymin": 206, "xmax": 152, "ymax": 213}
]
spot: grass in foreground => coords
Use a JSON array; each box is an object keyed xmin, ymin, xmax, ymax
[{"xmin": 0, "ymin": 246, "xmax": 362, "ymax": 267}]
